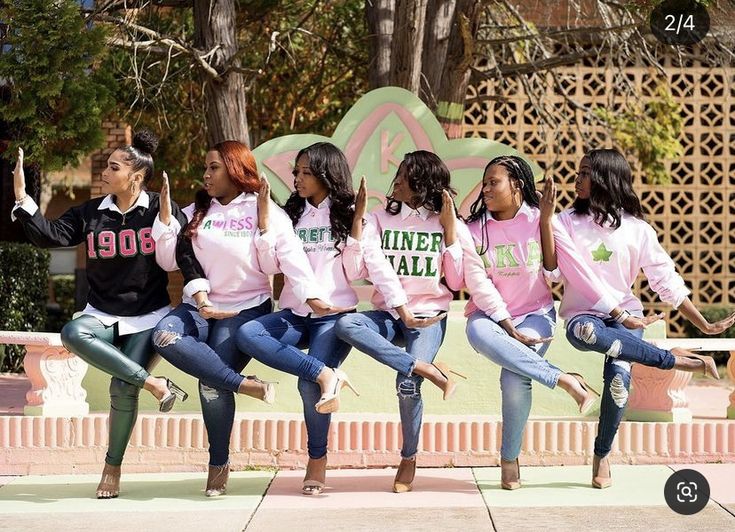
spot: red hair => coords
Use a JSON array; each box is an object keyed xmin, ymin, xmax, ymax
[
  {"xmin": 185, "ymin": 140, "xmax": 260, "ymax": 239},
  {"xmin": 214, "ymin": 140, "xmax": 260, "ymax": 193}
]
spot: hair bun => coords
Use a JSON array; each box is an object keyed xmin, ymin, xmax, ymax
[{"xmin": 132, "ymin": 130, "xmax": 159, "ymax": 155}]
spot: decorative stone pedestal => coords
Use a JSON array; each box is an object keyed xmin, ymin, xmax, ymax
[
  {"xmin": 0, "ymin": 331, "xmax": 89, "ymax": 416},
  {"xmin": 627, "ymin": 364, "xmax": 693, "ymax": 422}
]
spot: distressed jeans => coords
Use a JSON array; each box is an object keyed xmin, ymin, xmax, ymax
[
  {"xmin": 334, "ymin": 310, "xmax": 447, "ymax": 459},
  {"xmin": 152, "ymin": 300, "xmax": 272, "ymax": 466},
  {"xmin": 565, "ymin": 315, "xmax": 675, "ymax": 457},
  {"xmin": 465, "ymin": 310, "xmax": 558, "ymax": 461}
]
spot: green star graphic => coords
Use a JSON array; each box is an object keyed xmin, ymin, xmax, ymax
[{"xmin": 591, "ymin": 242, "xmax": 613, "ymax": 262}]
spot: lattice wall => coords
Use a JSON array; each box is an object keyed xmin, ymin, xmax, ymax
[{"xmin": 464, "ymin": 48, "xmax": 734, "ymax": 336}]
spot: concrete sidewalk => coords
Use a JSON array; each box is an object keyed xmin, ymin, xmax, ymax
[{"xmin": 1, "ymin": 464, "xmax": 734, "ymax": 531}]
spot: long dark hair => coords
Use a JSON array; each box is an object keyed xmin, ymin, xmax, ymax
[
  {"xmin": 572, "ymin": 148, "xmax": 644, "ymax": 229},
  {"xmin": 283, "ymin": 142, "xmax": 355, "ymax": 254},
  {"xmin": 118, "ymin": 130, "xmax": 158, "ymax": 185},
  {"xmin": 465, "ymin": 155, "xmax": 540, "ymax": 255},
  {"xmin": 185, "ymin": 140, "xmax": 260, "ymax": 239},
  {"xmin": 385, "ymin": 150, "xmax": 457, "ymax": 215}
]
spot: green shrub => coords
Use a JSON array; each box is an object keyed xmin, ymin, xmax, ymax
[
  {"xmin": 0, "ymin": 243, "xmax": 50, "ymax": 372},
  {"xmin": 45, "ymin": 274, "xmax": 76, "ymax": 333},
  {"xmin": 682, "ymin": 307, "xmax": 735, "ymax": 366}
]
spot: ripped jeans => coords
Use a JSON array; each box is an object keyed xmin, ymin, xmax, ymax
[
  {"xmin": 152, "ymin": 300, "xmax": 272, "ymax": 466},
  {"xmin": 565, "ymin": 314, "xmax": 676, "ymax": 457},
  {"xmin": 334, "ymin": 310, "xmax": 447, "ymax": 459}
]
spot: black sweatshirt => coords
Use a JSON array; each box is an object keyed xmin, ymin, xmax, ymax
[{"xmin": 14, "ymin": 192, "xmax": 187, "ymax": 317}]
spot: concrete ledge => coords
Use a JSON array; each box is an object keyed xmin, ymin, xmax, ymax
[{"xmin": 1, "ymin": 413, "xmax": 734, "ymax": 475}]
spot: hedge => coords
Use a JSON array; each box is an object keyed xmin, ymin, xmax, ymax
[{"xmin": 0, "ymin": 242, "xmax": 49, "ymax": 373}]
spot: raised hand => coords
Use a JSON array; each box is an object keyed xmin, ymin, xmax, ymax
[
  {"xmin": 439, "ymin": 190, "xmax": 457, "ymax": 244},
  {"xmin": 159, "ymin": 171, "xmax": 172, "ymax": 225},
  {"xmin": 537, "ymin": 175, "xmax": 556, "ymax": 223},
  {"xmin": 258, "ymin": 173, "xmax": 270, "ymax": 232},
  {"xmin": 13, "ymin": 147, "xmax": 26, "ymax": 201},
  {"xmin": 500, "ymin": 319, "xmax": 553, "ymax": 346},
  {"xmin": 354, "ymin": 175, "xmax": 367, "ymax": 221}
]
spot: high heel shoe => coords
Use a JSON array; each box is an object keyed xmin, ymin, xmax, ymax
[
  {"xmin": 302, "ymin": 455, "xmax": 327, "ymax": 496},
  {"xmin": 205, "ymin": 463, "xmax": 230, "ymax": 497},
  {"xmin": 432, "ymin": 362, "xmax": 467, "ymax": 400},
  {"xmin": 240, "ymin": 375, "xmax": 278, "ymax": 404},
  {"xmin": 567, "ymin": 372, "xmax": 600, "ymax": 415},
  {"xmin": 157, "ymin": 377, "xmax": 188, "ymax": 413},
  {"xmin": 315, "ymin": 368, "xmax": 359, "ymax": 414},
  {"xmin": 672, "ymin": 349, "xmax": 720, "ymax": 380},
  {"xmin": 393, "ymin": 457, "xmax": 416, "ymax": 493},
  {"xmin": 592, "ymin": 455, "xmax": 612, "ymax": 489},
  {"xmin": 500, "ymin": 458, "xmax": 521, "ymax": 490},
  {"xmin": 96, "ymin": 463, "xmax": 121, "ymax": 499}
]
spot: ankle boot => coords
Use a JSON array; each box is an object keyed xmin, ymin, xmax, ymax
[
  {"xmin": 592, "ymin": 455, "xmax": 612, "ymax": 489},
  {"xmin": 205, "ymin": 463, "xmax": 230, "ymax": 497},
  {"xmin": 393, "ymin": 457, "xmax": 417, "ymax": 493},
  {"xmin": 500, "ymin": 458, "xmax": 521, "ymax": 490}
]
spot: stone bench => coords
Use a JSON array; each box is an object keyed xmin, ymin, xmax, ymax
[
  {"xmin": 0, "ymin": 331, "xmax": 89, "ymax": 416},
  {"xmin": 2, "ymin": 330, "xmax": 734, "ymax": 422},
  {"xmin": 627, "ymin": 338, "xmax": 735, "ymax": 422}
]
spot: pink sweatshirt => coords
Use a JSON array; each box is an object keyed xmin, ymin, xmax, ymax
[
  {"xmin": 463, "ymin": 202, "xmax": 618, "ymax": 324},
  {"xmin": 258, "ymin": 197, "xmax": 362, "ymax": 316},
  {"xmin": 158, "ymin": 192, "xmax": 323, "ymax": 312},
  {"xmin": 557, "ymin": 208, "xmax": 690, "ymax": 319},
  {"xmin": 354, "ymin": 204, "xmax": 465, "ymax": 317}
]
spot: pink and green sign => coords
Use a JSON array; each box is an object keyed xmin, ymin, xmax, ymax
[{"xmin": 253, "ymin": 87, "xmax": 541, "ymax": 216}]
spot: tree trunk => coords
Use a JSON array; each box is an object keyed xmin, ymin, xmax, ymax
[
  {"xmin": 193, "ymin": 0, "xmax": 250, "ymax": 147},
  {"xmin": 420, "ymin": 0, "xmax": 457, "ymax": 107},
  {"xmin": 435, "ymin": 0, "xmax": 481, "ymax": 138},
  {"xmin": 366, "ymin": 0, "xmax": 395, "ymax": 89},
  {"xmin": 389, "ymin": 0, "xmax": 428, "ymax": 93}
]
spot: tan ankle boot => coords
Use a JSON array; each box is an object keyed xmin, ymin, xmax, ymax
[
  {"xmin": 592, "ymin": 455, "xmax": 612, "ymax": 489},
  {"xmin": 205, "ymin": 463, "xmax": 230, "ymax": 497},
  {"xmin": 393, "ymin": 457, "xmax": 417, "ymax": 493},
  {"xmin": 500, "ymin": 459, "xmax": 521, "ymax": 490}
]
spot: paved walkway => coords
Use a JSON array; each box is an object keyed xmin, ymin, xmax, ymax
[{"xmin": 1, "ymin": 464, "xmax": 734, "ymax": 531}]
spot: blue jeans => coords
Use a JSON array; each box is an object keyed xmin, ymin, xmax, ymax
[
  {"xmin": 565, "ymin": 315, "xmax": 675, "ymax": 457},
  {"xmin": 334, "ymin": 310, "xmax": 447, "ymax": 459},
  {"xmin": 235, "ymin": 309, "xmax": 352, "ymax": 459},
  {"xmin": 466, "ymin": 310, "xmax": 558, "ymax": 462},
  {"xmin": 152, "ymin": 299, "xmax": 272, "ymax": 466}
]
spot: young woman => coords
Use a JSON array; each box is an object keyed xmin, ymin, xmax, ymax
[
  {"xmin": 460, "ymin": 154, "xmax": 651, "ymax": 491},
  {"xmin": 151, "ymin": 140, "xmax": 339, "ymax": 498},
  {"xmin": 546, "ymin": 148, "xmax": 734, "ymax": 489},
  {"xmin": 11, "ymin": 131, "xmax": 189, "ymax": 499},
  {"xmin": 334, "ymin": 150, "xmax": 466, "ymax": 494},
  {"xmin": 235, "ymin": 142, "xmax": 362, "ymax": 496}
]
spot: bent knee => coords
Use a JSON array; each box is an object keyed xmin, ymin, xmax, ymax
[
  {"xmin": 152, "ymin": 327, "xmax": 182, "ymax": 349},
  {"xmin": 334, "ymin": 314, "xmax": 364, "ymax": 338},
  {"xmin": 397, "ymin": 377, "xmax": 422, "ymax": 399},
  {"xmin": 567, "ymin": 318, "xmax": 599, "ymax": 346}
]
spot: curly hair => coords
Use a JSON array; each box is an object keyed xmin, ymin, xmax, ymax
[
  {"xmin": 465, "ymin": 155, "xmax": 540, "ymax": 255},
  {"xmin": 385, "ymin": 151, "xmax": 457, "ymax": 215},
  {"xmin": 283, "ymin": 142, "xmax": 355, "ymax": 255},
  {"xmin": 185, "ymin": 140, "xmax": 260, "ymax": 239},
  {"xmin": 572, "ymin": 148, "xmax": 644, "ymax": 228}
]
